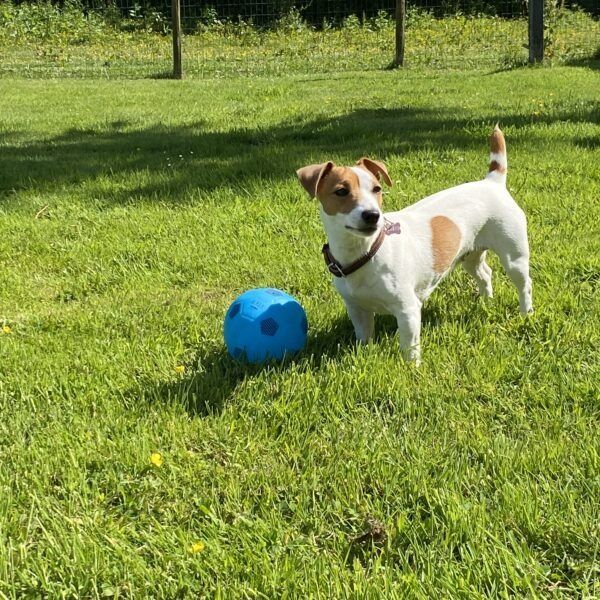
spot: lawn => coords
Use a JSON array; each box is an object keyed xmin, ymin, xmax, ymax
[{"xmin": 0, "ymin": 62, "xmax": 599, "ymax": 596}]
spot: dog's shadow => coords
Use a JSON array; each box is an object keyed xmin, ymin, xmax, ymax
[{"xmin": 143, "ymin": 305, "xmax": 451, "ymax": 416}]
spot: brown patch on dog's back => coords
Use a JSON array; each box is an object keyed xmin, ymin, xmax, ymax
[
  {"xmin": 430, "ymin": 216, "xmax": 461, "ymax": 273},
  {"xmin": 318, "ymin": 167, "xmax": 362, "ymax": 215}
]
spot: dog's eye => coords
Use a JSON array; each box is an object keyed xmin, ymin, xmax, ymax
[
  {"xmin": 334, "ymin": 188, "xmax": 349, "ymax": 197},
  {"xmin": 373, "ymin": 186, "xmax": 382, "ymax": 194}
]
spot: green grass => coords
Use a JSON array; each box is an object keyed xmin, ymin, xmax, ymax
[
  {"xmin": 0, "ymin": 3, "xmax": 599, "ymax": 77},
  {"xmin": 0, "ymin": 64, "xmax": 599, "ymax": 597}
]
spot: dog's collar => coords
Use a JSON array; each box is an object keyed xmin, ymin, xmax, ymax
[{"xmin": 322, "ymin": 220, "xmax": 401, "ymax": 278}]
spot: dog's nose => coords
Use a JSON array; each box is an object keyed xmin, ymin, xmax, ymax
[{"xmin": 361, "ymin": 210, "xmax": 381, "ymax": 225}]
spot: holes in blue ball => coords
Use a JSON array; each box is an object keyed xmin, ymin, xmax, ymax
[
  {"xmin": 229, "ymin": 303, "xmax": 241, "ymax": 319},
  {"xmin": 301, "ymin": 315, "xmax": 308, "ymax": 334},
  {"xmin": 260, "ymin": 318, "xmax": 279, "ymax": 337},
  {"xmin": 232, "ymin": 347, "xmax": 244, "ymax": 359}
]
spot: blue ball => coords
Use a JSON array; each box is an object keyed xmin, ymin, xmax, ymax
[{"xmin": 224, "ymin": 288, "xmax": 308, "ymax": 363}]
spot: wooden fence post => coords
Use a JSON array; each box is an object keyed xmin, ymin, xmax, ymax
[
  {"xmin": 172, "ymin": 0, "xmax": 183, "ymax": 79},
  {"xmin": 394, "ymin": 0, "xmax": 406, "ymax": 67},
  {"xmin": 529, "ymin": 0, "xmax": 544, "ymax": 63}
]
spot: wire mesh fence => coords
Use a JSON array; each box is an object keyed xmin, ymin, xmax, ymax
[
  {"xmin": 182, "ymin": 0, "xmax": 530, "ymax": 77},
  {"xmin": 0, "ymin": 0, "xmax": 598, "ymax": 78}
]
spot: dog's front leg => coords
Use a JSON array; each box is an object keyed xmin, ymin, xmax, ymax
[
  {"xmin": 344, "ymin": 300, "xmax": 374, "ymax": 344},
  {"xmin": 395, "ymin": 300, "xmax": 422, "ymax": 365}
]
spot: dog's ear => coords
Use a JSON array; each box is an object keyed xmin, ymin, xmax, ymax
[
  {"xmin": 356, "ymin": 157, "xmax": 393, "ymax": 187},
  {"xmin": 296, "ymin": 162, "xmax": 334, "ymax": 197}
]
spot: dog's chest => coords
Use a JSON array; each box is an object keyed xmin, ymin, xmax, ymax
[{"xmin": 334, "ymin": 266, "xmax": 397, "ymax": 314}]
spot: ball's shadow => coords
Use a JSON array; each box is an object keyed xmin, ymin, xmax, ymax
[
  {"xmin": 151, "ymin": 316, "xmax": 356, "ymax": 416},
  {"xmin": 147, "ymin": 306, "xmax": 448, "ymax": 417}
]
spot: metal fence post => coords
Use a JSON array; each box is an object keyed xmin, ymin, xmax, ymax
[
  {"xmin": 172, "ymin": 0, "xmax": 183, "ymax": 78},
  {"xmin": 529, "ymin": 0, "xmax": 544, "ymax": 63},
  {"xmin": 394, "ymin": 0, "xmax": 406, "ymax": 67}
]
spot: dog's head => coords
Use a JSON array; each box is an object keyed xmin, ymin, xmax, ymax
[{"xmin": 296, "ymin": 158, "xmax": 393, "ymax": 238}]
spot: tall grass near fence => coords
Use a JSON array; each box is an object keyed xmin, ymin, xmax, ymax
[{"xmin": 0, "ymin": 1, "xmax": 598, "ymax": 78}]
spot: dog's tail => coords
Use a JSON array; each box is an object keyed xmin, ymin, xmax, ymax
[{"xmin": 486, "ymin": 124, "xmax": 507, "ymax": 186}]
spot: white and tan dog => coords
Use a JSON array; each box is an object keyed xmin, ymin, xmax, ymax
[{"xmin": 297, "ymin": 126, "xmax": 532, "ymax": 364}]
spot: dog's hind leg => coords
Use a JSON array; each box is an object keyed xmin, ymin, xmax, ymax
[
  {"xmin": 462, "ymin": 250, "xmax": 493, "ymax": 298},
  {"xmin": 499, "ymin": 252, "xmax": 533, "ymax": 314},
  {"xmin": 489, "ymin": 213, "xmax": 533, "ymax": 314},
  {"xmin": 344, "ymin": 300, "xmax": 375, "ymax": 343},
  {"xmin": 479, "ymin": 206, "xmax": 533, "ymax": 315}
]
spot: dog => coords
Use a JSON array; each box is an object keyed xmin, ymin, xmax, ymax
[{"xmin": 296, "ymin": 126, "xmax": 532, "ymax": 364}]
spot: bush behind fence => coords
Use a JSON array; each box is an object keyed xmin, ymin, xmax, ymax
[{"xmin": 9, "ymin": 0, "xmax": 600, "ymax": 29}]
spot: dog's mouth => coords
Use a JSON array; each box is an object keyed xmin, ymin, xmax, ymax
[{"xmin": 345, "ymin": 225, "xmax": 379, "ymax": 235}]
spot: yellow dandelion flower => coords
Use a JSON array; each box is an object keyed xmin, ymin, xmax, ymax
[
  {"xmin": 2, "ymin": 325, "xmax": 11, "ymax": 334},
  {"xmin": 150, "ymin": 452, "xmax": 163, "ymax": 467},
  {"xmin": 187, "ymin": 541, "xmax": 205, "ymax": 554},
  {"xmin": 174, "ymin": 365, "xmax": 185, "ymax": 374}
]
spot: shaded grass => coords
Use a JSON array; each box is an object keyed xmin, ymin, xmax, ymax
[{"xmin": 0, "ymin": 66, "xmax": 599, "ymax": 596}]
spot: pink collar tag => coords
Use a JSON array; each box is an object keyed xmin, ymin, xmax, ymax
[{"xmin": 385, "ymin": 221, "xmax": 401, "ymax": 235}]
